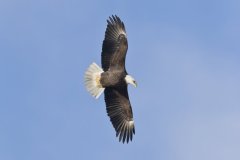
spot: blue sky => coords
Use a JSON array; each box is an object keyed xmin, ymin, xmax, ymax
[{"xmin": 0, "ymin": 0, "xmax": 240, "ymax": 160}]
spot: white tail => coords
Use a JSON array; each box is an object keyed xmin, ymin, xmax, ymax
[{"xmin": 84, "ymin": 62, "xmax": 105, "ymax": 99}]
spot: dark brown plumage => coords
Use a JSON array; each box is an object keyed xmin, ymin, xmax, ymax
[
  {"xmin": 84, "ymin": 15, "xmax": 136, "ymax": 143},
  {"xmin": 101, "ymin": 15, "xmax": 128, "ymax": 71},
  {"xmin": 100, "ymin": 15, "xmax": 135, "ymax": 143}
]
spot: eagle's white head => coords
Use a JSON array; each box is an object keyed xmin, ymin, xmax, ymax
[{"xmin": 125, "ymin": 75, "xmax": 137, "ymax": 87}]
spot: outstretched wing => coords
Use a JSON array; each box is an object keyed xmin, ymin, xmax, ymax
[
  {"xmin": 101, "ymin": 15, "xmax": 128, "ymax": 71},
  {"xmin": 104, "ymin": 87, "xmax": 135, "ymax": 143}
]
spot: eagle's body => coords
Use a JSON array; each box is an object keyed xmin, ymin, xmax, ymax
[
  {"xmin": 84, "ymin": 15, "xmax": 136, "ymax": 143},
  {"xmin": 100, "ymin": 71, "xmax": 127, "ymax": 87}
]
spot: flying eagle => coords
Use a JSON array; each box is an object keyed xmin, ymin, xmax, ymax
[{"xmin": 84, "ymin": 15, "xmax": 137, "ymax": 143}]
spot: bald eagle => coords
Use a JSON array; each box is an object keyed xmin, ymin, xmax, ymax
[{"xmin": 84, "ymin": 15, "xmax": 137, "ymax": 143}]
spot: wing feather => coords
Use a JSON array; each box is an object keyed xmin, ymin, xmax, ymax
[
  {"xmin": 101, "ymin": 15, "xmax": 128, "ymax": 71},
  {"xmin": 104, "ymin": 87, "xmax": 135, "ymax": 143}
]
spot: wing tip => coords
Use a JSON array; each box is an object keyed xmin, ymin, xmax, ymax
[
  {"xmin": 117, "ymin": 120, "xmax": 135, "ymax": 144},
  {"xmin": 106, "ymin": 15, "xmax": 126, "ymax": 35}
]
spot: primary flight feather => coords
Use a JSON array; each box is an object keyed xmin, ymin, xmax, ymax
[{"xmin": 84, "ymin": 15, "xmax": 137, "ymax": 143}]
